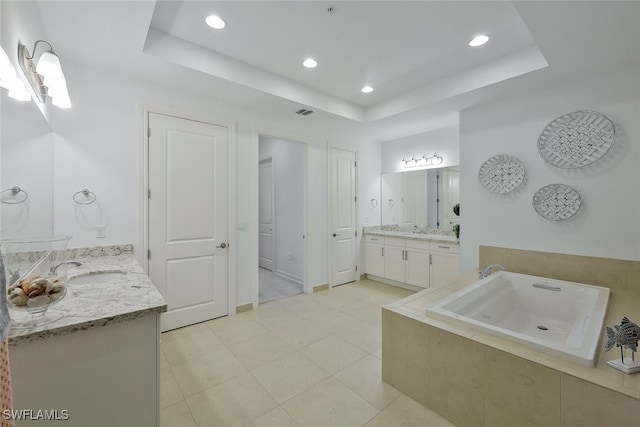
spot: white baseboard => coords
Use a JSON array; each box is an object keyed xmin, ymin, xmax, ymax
[
  {"xmin": 274, "ymin": 269, "xmax": 303, "ymax": 285},
  {"xmin": 364, "ymin": 274, "xmax": 425, "ymax": 292}
]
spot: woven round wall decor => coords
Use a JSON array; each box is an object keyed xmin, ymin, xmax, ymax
[
  {"xmin": 532, "ymin": 184, "xmax": 582, "ymax": 221},
  {"xmin": 538, "ymin": 110, "xmax": 615, "ymax": 169},
  {"xmin": 478, "ymin": 154, "xmax": 526, "ymax": 194}
]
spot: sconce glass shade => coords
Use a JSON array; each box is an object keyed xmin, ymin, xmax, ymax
[
  {"xmin": 0, "ymin": 68, "xmax": 15, "ymax": 80},
  {"xmin": 8, "ymin": 84, "xmax": 31, "ymax": 101},
  {"xmin": 0, "ymin": 76, "xmax": 19, "ymax": 90},
  {"xmin": 52, "ymin": 94, "xmax": 71, "ymax": 108},
  {"xmin": 43, "ymin": 74, "xmax": 65, "ymax": 89},
  {"xmin": 0, "ymin": 48, "xmax": 15, "ymax": 79},
  {"xmin": 45, "ymin": 71, "xmax": 71, "ymax": 108},
  {"xmin": 36, "ymin": 51, "xmax": 63, "ymax": 79},
  {"xmin": 49, "ymin": 85, "xmax": 71, "ymax": 108},
  {"xmin": 0, "ymin": 76, "xmax": 29, "ymax": 100}
]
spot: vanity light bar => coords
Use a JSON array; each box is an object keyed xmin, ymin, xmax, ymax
[
  {"xmin": 17, "ymin": 40, "xmax": 71, "ymax": 108},
  {"xmin": 401, "ymin": 153, "xmax": 444, "ymax": 169}
]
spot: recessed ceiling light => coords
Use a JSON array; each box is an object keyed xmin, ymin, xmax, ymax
[
  {"xmin": 303, "ymin": 58, "xmax": 318, "ymax": 68},
  {"xmin": 361, "ymin": 85, "xmax": 373, "ymax": 93},
  {"xmin": 469, "ymin": 35, "xmax": 489, "ymax": 47},
  {"xmin": 206, "ymin": 15, "xmax": 226, "ymax": 30}
]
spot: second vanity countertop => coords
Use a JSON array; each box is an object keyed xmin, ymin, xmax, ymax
[
  {"xmin": 8, "ymin": 244, "xmax": 167, "ymax": 345},
  {"xmin": 363, "ymin": 226, "xmax": 459, "ymax": 244}
]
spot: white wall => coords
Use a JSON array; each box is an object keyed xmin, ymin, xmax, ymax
[
  {"xmin": 459, "ymin": 65, "xmax": 640, "ymax": 271},
  {"xmin": 358, "ymin": 138, "xmax": 382, "ymax": 228},
  {"xmin": 0, "ymin": 96, "xmax": 53, "ymax": 238},
  {"xmin": 49, "ymin": 60, "xmax": 381, "ymax": 305},
  {"xmin": 259, "ymin": 136, "xmax": 305, "ymax": 283},
  {"xmin": 381, "ymin": 125, "xmax": 459, "ymax": 174},
  {"xmin": 380, "ymin": 173, "xmax": 402, "ymax": 225},
  {"xmin": 0, "ymin": 1, "xmax": 53, "ymax": 238}
]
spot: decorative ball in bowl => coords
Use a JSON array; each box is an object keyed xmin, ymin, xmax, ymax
[
  {"xmin": 7, "ymin": 275, "xmax": 66, "ymax": 313},
  {"xmin": 2, "ymin": 235, "xmax": 72, "ymax": 327}
]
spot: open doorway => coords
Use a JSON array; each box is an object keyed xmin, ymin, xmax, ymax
[{"xmin": 258, "ymin": 135, "xmax": 306, "ymax": 303}]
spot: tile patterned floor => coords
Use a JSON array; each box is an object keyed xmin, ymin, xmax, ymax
[
  {"xmin": 160, "ymin": 279, "xmax": 456, "ymax": 427},
  {"xmin": 259, "ymin": 267, "xmax": 303, "ymax": 303}
]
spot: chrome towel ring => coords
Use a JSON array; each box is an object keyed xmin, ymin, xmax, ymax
[
  {"xmin": 73, "ymin": 189, "xmax": 97, "ymax": 205},
  {"xmin": 0, "ymin": 186, "xmax": 28, "ymax": 204}
]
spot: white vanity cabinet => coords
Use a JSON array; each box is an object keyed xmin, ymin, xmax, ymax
[
  {"xmin": 429, "ymin": 242, "xmax": 460, "ymax": 289},
  {"xmin": 405, "ymin": 239, "xmax": 430, "ymax": 288},
  {"xmin": 364, "ymin": 235, "xmax": 385, "ymax": 278},
  {"xmin": 364, "ymin": 234, "xmax": 458, "ymax": 290},
  {"xmin": 382, "ymin": 237, "xmax": 406, "ymax": 283}
]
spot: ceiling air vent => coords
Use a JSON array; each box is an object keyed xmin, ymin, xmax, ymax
[{"xmin": 295, "ymin": 108, "xmax": 314, "ymax": 116}]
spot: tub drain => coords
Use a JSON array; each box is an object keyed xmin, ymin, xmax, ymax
[{"xmin": 537, "ymin": 325, "xmax": 548, "ymax": 331}]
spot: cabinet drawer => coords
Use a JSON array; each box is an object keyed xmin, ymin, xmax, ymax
[
  {"xmin": 429, "ymin": 242, "xmax": 459, "ymax": 254},
  {"xmin": 405, "ymin": 238, "xmax": 429, "ymax": 251},
  {"xmin": 384, "ymin": 237, "xmax": 406, "ymax": 247},
  {"xmin": 365, "ymin": 235, "xmax": 384, "ymax": 244}
]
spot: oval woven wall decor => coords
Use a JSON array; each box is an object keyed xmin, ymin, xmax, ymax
[
  {"xmin": 538, "ymin": 110, "xmax": 615, "ymax": 169},
  {"xmin": 532, "ymin": 184, "xmax": 582, "ymax": 221},
  {"xmin": 478, "ymin": 154, "xmax": 526, "ymax": 194}
]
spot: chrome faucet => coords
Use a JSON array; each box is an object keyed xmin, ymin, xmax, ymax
[
  {"xmin": 479, "ymin": 264, "xmax": 505, "ymax": 279},
  {"xmin": 50, "ymin": 261, "xmax": 82, "ymax": 275}
]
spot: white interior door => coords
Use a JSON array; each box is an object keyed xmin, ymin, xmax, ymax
[
  {"xmin": 330, "ymin": 147, "xmax": 357, "ymax": 286},
  {"xmin": 148, "ymin": 112, "xmax": 228, "ymax": 332},
  {"xmin": 259, "ymin": 158, "xmax": 274, "ymax": 270}
]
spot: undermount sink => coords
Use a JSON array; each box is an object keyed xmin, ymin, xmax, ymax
[{"xmin": 69, "ymin": 271, "xmax": 127, "ymax": 284}]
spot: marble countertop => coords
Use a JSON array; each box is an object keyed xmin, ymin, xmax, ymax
[
  {"xmin": 384, "ymin": 270, "xmax": 640, "ymax": 400},
  {"xmin": 363, "ymin": 226, "xmax": 459, "ymax": 244},
  {"xmin": 8, "ymin": 245, "xmax": 167, "ymax": 345}
]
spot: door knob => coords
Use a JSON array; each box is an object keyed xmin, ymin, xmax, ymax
[
  {"xmin": 333, "ymin": 233, "xmax": 340, "ymax": 237},
  {"xmin": 217, "ymin": 243, "xmax": 227, "ymax": 249}
]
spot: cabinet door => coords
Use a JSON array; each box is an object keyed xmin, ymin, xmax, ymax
[
  {"xmin": 430, "ymin": 251, "xmax": 459, "ymax": 289},
  {"xmin": 384, "ymin": 245, "xmax": 406, "ymax": 282},
  {"xmin": 365, "ymin": 243, "xmax": 385, "ymax": 277},
  {"xmin": 405, "ymin": 248, "xmax": 429, "ymax": 288}
]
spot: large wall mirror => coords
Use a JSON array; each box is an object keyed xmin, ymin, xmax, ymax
[
  {"xmin": 381, "ymin": 166, "xmax": 459, "ymax": 231},
  {"xmin": 1, "ymin": 93, "xmax": 54, "ymax": 239}
]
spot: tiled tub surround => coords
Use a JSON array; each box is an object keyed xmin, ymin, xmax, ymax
[
  {"xmin": 424, "ymin": 271, "xmax": 610, "ymax": 367},
  {"xmin": 7, "ymin": 245, "xmax": 167, "ymax": 427},
  {"xmin": 382, "ymin": 247, "xmax": 640, "ymax": 427}
]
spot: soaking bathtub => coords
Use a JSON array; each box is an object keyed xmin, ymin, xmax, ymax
[{"xmin": 424, "ymin": 271, "xmax": 610, "ymax": 366}]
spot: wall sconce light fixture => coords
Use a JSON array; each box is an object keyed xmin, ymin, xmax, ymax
[
  {"xmin": 0, "ymin": 46, "xmax": 31, "ymax": 101},
  {"xmin": 401, "ymin": 153, "xmax": 444, "ymax": 169},
  {"xmin": 18, "ymin": 40, "xmax": 71, "ymax": 108}
]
